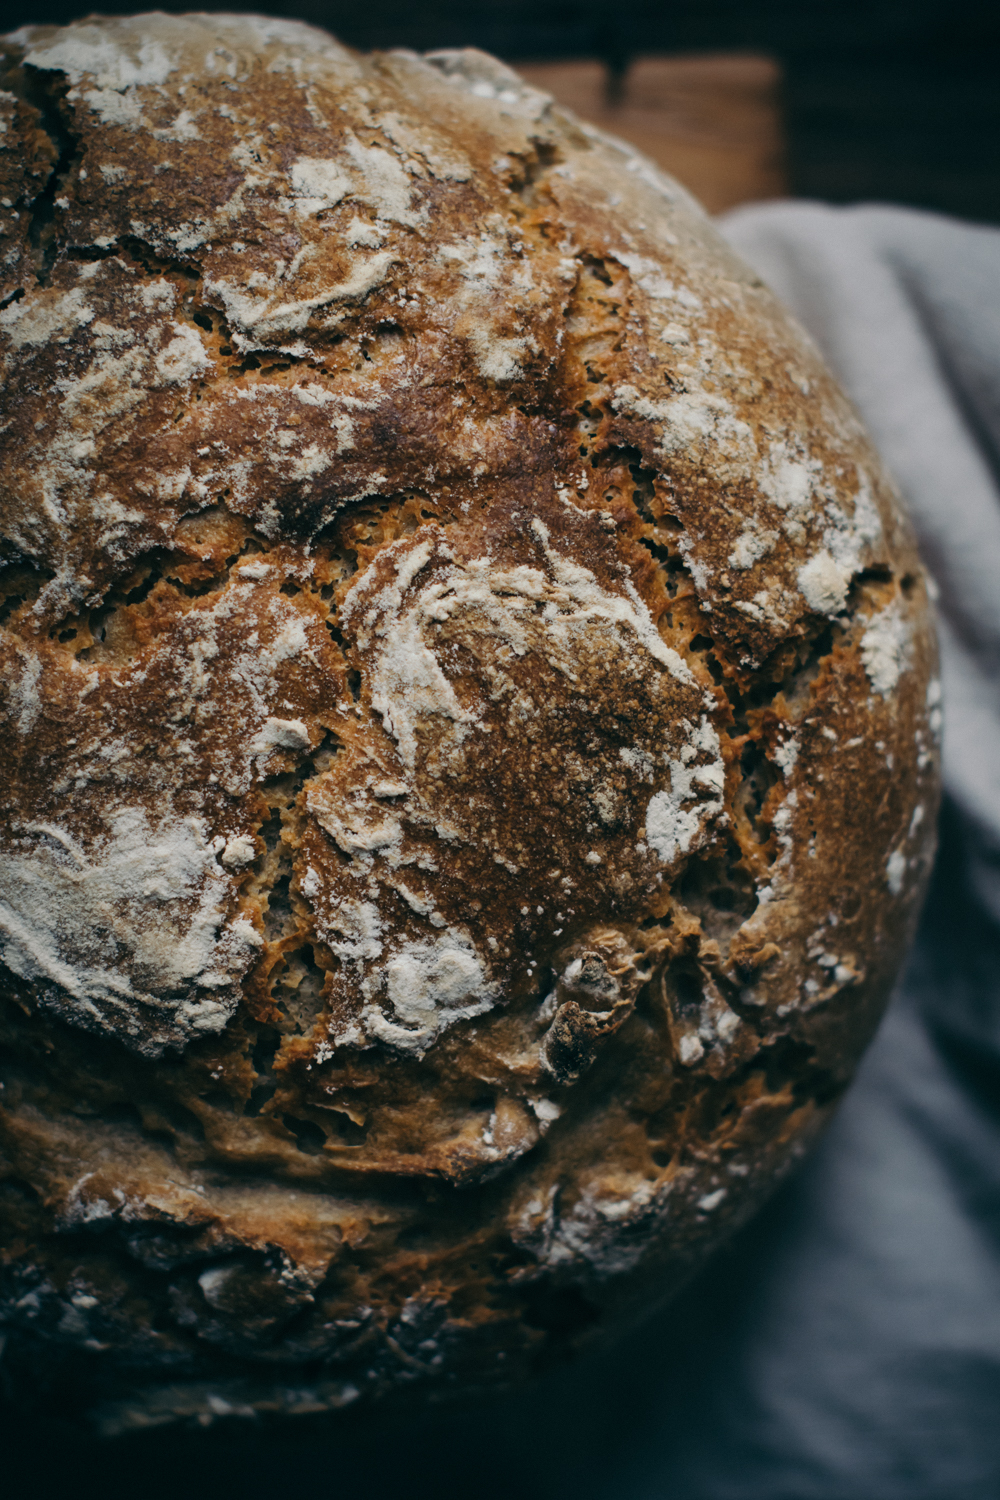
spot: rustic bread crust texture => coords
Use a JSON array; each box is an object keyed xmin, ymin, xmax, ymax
[{"xmin": 0, "ymin": 14, "xmax": 938, "ymax": 1433}]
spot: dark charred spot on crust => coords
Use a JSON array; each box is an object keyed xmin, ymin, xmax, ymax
[
  {"xmin": 0, "ymin": 55, "xmax": 72, "ymax": 286},
  {"xmin": 0, "ymin": 552, "xmax": 56, "ymax": 626},
  {"xmin": 677, "ymin": 838, "xmax": 759, "ymax": 941}
]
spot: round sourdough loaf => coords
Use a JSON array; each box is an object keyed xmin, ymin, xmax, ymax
[{"xmin": 0, "ymin": 13, "xmax": 938, "ymax": 1434}]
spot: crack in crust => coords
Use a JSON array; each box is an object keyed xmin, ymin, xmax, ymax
[{"xmin": 0, "ymin": 15, "xmax": 938, "ymax": 1434}]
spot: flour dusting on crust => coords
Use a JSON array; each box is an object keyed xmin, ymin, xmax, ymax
[
  {"xmin": 0, "ymin": 12, "xmax": 937, "ymax": 1434},
  {"xmin": 0, "ymin": 809, "xmax": 260, "ymax": 1052}
]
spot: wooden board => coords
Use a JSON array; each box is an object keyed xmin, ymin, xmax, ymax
[{"xmin": 516, "ymin": 53, "xmax": 788, "ymax": 215}]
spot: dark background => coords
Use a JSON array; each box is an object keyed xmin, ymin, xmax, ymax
[{"xmin": 1, "ymin": 0, "xmax": 1000, "ymax": 223}]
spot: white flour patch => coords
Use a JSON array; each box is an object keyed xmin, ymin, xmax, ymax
[
  {"xmin": 728, "ymin": 519, "xmax": 777, "ymax": 570},
  {"xmin": 619, "ymin": 745, "xmax": 655, "ymax": 780},
  {"xmin": 249, "ymin": 716, "xmax": 311, "ymax": 759},
  {"xmin": 203, "ymin": 251, "xmax": 397, "ymax": 340},
  {"xmin": 0, "ymin": 809, "xmax": 260, "ymax": 1054},
  {"xmin": 344, "ymin": 134, "xmax": 419, "ymax": 226},
  {"xmin": 861, "ymin": 602, "xmax": 911, "ymax": 696},
  {"xmin": 799, "ymin": 470, "xmax": 885, "ymax": 615},
  {"xmin": 340, "ymin": 518, "xmax": 698, "ymax": 775},
  {"xmin": 759, "ymin": 440, "xmax": 823, "ymax": 522},
  {"xmin": 797, "ymin": 548, "xmax": 852, "ymax": 615},
  {"xmin": 359, "ymin": 931, "xmax": 499, "ymax": 1056},
  {"xmin": 615, "ymin": 250, "xmax": 702, "ymax": 309},
  {"xmin": 154, "ymin": 322, "xmax": 212, "ymax": 384},
  {"xmin": 773, "ymin": 735, "xmax": 799, "ymax": 778},
  {"xmin": 24, "ymin": 28, "xmax": 176, "ymax": 88},
  {"xmin": 153, "ymin": 107, "xmax": 200, "ymax": 143},
  {"xmin": 0, "ymin": 285, "xmax": 95, "ymax": 347},
  {"xmin": 221, "ymin": 835, "xmax": 256, "ymax": 868},
  {"xmin": 466, "ymin": 326, "xmax": 530, "ymax": 382},
  {"xmin": 340, "ymin": 537, "xmax": 473, "ymax": 772},
  {"xmin": 289, "ymin": 155, "xmax": 351, "ymax": 211},
  {"xmin": 318, "ymin": 898, "xmax": 385, "ymax": 963},
  {"xmin": 698, "ymin": 1188, "xmax": 727, "ymax": 1212},
  {"xmin": 612, "ymin": 384, "xmax": 755, "ymax": 475},
  {"xmin": 518, "ymin": 1174, "xmax": 664, "ymax": 1279},
  {"xmin": 436, "ymin": 222, "xmax": 538, "ymax": 381},
  {"xmin": 644, "ymin": 717, "xmax": 725, "ymax": 865},
  {"xmin": 7, "ymin": 646, "xmax": 43, "ymax": 735}
]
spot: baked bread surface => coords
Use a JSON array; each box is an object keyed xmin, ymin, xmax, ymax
[{"xmin": 0, "ymin": 13, "xmax": 938, "ymax": 1431}]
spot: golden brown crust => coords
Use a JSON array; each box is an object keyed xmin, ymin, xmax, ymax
[{"xmin": 0, "ymin": 15, "xmax": 938, "ymax": 1432}]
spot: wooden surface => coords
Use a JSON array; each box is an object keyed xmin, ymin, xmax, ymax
[{"xmin": 517, "ymin": 53, "xmax": 788, "ymax": 215}]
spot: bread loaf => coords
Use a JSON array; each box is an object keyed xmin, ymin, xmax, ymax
[{"xmin": 0, "ymin": 13, "xmax": 938, "ymax": 1434}]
